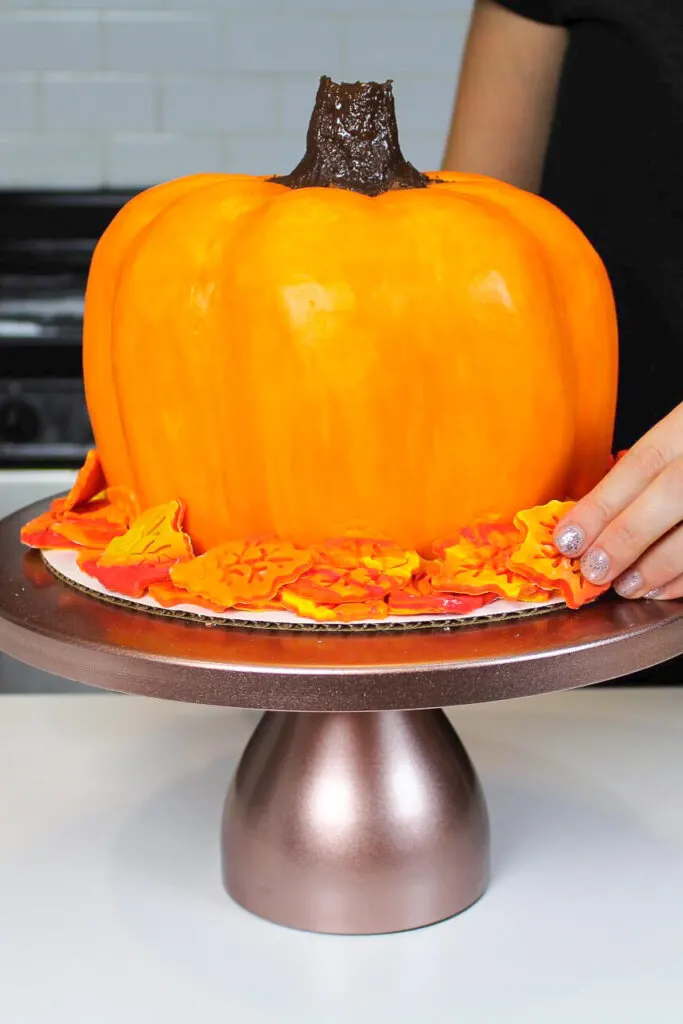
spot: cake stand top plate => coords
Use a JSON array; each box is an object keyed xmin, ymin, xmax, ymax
[{"xmin": 2, "ymin": 502, "xmax": 683, "ymax": 712}]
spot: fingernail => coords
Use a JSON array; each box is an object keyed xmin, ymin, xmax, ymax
[
  {"xmin": 580, "ymin": 547, "xmax": 611, "ymax": 583},
  {"xmin": 614, "ymin": 571, "xmax": 643, "ymax": 598},
  {"xmin": 554, "ymin": 524, "xmax": 585, "ymax": 557},
  {"xmin": 645, "ymin": 588, "xmax": 662, "ymax": 599}
]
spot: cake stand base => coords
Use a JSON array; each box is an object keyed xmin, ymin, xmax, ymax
[
  {"xmin": 222, "ymin": 709, "xmax": 489, "ymax": 934},
  {"xmin": 4, "ymin": 504, "xmax": 683, "ymax": 938}
]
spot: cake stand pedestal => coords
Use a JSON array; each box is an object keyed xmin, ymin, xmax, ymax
[{"xmin": 2, "ymin": 501, "xmax": 683, "ymax": 935}]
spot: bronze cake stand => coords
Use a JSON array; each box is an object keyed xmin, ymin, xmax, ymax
[{"xmin": 3, "ymin": 500, "xmax": 683, "ymax": 935}]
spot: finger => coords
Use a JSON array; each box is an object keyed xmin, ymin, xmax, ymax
[
  {"xmin": 577, "ymin": 455, "xmax": 683, "ymax": 585},
  {"xmin": 613, "ymin": 523, "xmax": 683, "ymax": 598},
  {"xmin": 554, "ymin": 403, "xmax": 683, "ymax": 557},
  {"xmin": 645, "ymin": 573, "xmax": 683, "ymax": 601}
]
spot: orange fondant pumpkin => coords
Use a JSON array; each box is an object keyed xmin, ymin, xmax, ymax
[{"xmin": 84, "ymin": 77, "xmax": 618, "ymax": 555}]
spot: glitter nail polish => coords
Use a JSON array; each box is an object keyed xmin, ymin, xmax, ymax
[
  {"xmin": 644, "ymin": 589, "xmax": 662, "ymax": 599},
  {"xmin": 554, "ymin": 524, "xmax": 585, "ymax": 557},
  {"xmin": 614, "ymin": 571, "xmax": 643, "ymax": 598},
  {"xmin": 580, "ymin": 547, "xmax": 610, "ymax": 583}
]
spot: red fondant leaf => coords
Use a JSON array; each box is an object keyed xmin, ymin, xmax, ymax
[
  {"xmin": 387, "ymin": 589, "xmax": 495, "ymax": 616},
  {"xmin": 78, "ymin": 556, "xmax": 175, "ymax": 599}
]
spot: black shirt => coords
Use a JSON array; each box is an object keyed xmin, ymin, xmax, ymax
[
  {"xmin": 495, "ymin": 0, "xmax": 683, "ymax": 451},
  {"xmin": 494, "ymin": 1, "xmax": 683, "ymax": 683}
]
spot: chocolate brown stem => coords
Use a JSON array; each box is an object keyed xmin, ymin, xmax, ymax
[{"xmin": 271, "ymin": 76, "xmax": 430, "ymax": 197}]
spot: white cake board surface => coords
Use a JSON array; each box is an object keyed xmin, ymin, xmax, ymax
[{"xmin": 43, "ymin": 548, "xmax": 566, "ymax": 632}]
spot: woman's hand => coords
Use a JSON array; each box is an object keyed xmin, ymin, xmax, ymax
[{"xmin": 554, "ymin": 403, "xmax": 683, "ymax": 600}]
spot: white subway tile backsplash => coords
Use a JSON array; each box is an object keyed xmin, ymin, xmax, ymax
[
  {"xmin": 0, "ymin": 12, "xmax": 100, "ymax": 72},
  {"xmin": 292, "ymin": 0, "xmax": 471, "ymax": 8},
  {"xmin": 103, "ymin": 12, "xmax": 220, "ymax": 73},
  {"xmin": 0, "ymin": 75, "xmax": 39, "ymax": 134},
  {"xmin": 43, "ymin": 74, "xmax": 156, "ymax": 132},
  {"xmin": 162, "ymin": 75, "xmax": 277, "ymax": 134},
  {"xmin": 0, "ymin": 134, "xmax": 103, "ymax": 187},
  {"xmin": 279, "ymin": 74, "xmax": 321, "ymax": 135},
  {"xmin": 401, "ymin": 134, "xmax": 447, "ymax": 172},
  {"xmin": 167, "ymin": 0, "xmax": 282, "ymax": 8},
  {"xmin": 45, "ymin": 0, "xmax": 164, "ymax": 6},
  {"xmin": 222, "ymin": 132, "xmax": 304, "ymax": 176},
  {"xmin": 342, "ymin": 13, "xmax": 469, "ymax": 78},
  {"xmin": 224, "ymin": 13, "xmax": 343, "ymax": 74},
  {"xmin": 44, "ymin": 0, "xmax": 164, "ymax": 6},
  {"xmin": 392, "ymin": 74, "xmax": 458, "ymax": 143},
  {"xmin": 0, "ymin": 1, "xmax": 470, "ymax": 189},
  {"xmin": 107, "ymin": 132, "xmax": 222, "ymax": 186}
]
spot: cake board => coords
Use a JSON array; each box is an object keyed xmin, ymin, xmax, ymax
[{"xmin": 2, "ymin": 500, "xmax": 683, "ymax": 936}]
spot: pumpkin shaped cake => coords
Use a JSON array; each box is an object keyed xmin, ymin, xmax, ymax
[{"xmin": 23, "ymin": 77, "xmax": 619, "ymax": 621}]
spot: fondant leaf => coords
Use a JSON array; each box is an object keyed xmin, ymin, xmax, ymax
[
  {"xmin": 21, "ymin": 474, "xmax": 138, "ymax": 553},
  {"xmin": 315, "ymin": 537, "xmax": 420, "ymax": 584},
  {"xmin": 62, "ymin": 450, "xmax": 106, "ymax": 512},
  {"xmin": 76, "ymin": 500, "xmax": 194, "ymax": 598},
  {"xmin": 78, "ymin": 556, "xmax": 176, "ymax": 599},
  {"xmin": 279, "ymin": 589, "xmax": 389, "ymax": 622},
  {"xmin": 509, "ymin": 500, "xmax": 609, "ymax": 609},
  {"xmin": 433, "ymin": 518, "xmax": 548, "ymax": 602},
  {"xmin": 286, "ymin": 565, "xmax": 392, "ymax": 606},
  {"xmin": 148, "ymin": 579, "xmax": 225, "ymax": 612},
  {"xmin": 98, "ymin": 500, "xmax": 193, "ymax": 568},
  {"xmin": 170, "ymin": 539, "xmax": 312, "ymax": 609},
  {"xmin": 387, "ymin": 589, "xmax": 495, "ymax": 616},
  {"xmin": 21, "ymin": 510, "xmax": 76, "ymax": 550}
]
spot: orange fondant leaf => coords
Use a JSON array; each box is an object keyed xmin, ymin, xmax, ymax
[
  {"xmin": 98, "ymin": 500, "xmax": 193, "ymax": 568},
  {"xmin": 432, "ymin": 518, "xmax": 547, "ymax": 602},
  {"xmin": 105, "ymin": 485, "xmax": 141, "ymax": 524},
  {"xmin": 76, "ymin": 500, "xmax": 194, "ymax": 598},
  {"xmin": 170, "ymin": 539, "xmax": 312, "ymax": 609},
  {"xmin": 62, "ymin": 450, "xmax": 106, "ymax": 512},
  {"xmin": 509, "ymin": 500, "xmax": 609, "ymax": 609},
  {"xmin": 21, "ymin": 474, "xmax": 139, "ymax": 553},
  {"xmin": 280, "ymin": 589, "xmax": 389, "ymax": 622},
  {"xmin": 20, "ymin": 509, "xmax": 76, "ymax": 550},
  {"xmin": 433, "ymin": 561, "xmax": 550, "ymax": 603},
  {"xmin": 286, "ymin": 565, "xmax": 392, "ymax": 606},
  {"xmin": 148, "ymin": 579, "xmax": 226, "ymax": 613},
  {"xmin": 234, "ymin": 598, "xmax": 284, "ymax": 612},
  {"xmin": 52, "ymin": 516, "xmax": 128, "ymax": 549},
  {"xmin": 315, "ymin": 537, "xmax": 420, "ymax": 584}
]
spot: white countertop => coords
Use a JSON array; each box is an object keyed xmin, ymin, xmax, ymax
[{"xmin": 1, "ymin": 688, "xmax": 682, "ymax": 1023}]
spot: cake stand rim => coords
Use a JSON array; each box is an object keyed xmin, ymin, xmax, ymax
[{"xmin": 2, "ymin": 499, "xmax": 683, "ymax": 711}]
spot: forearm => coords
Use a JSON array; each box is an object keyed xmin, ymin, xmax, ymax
[{"xmin": 442, "ymin": 0, "xmax": 568, "ymax": 192}]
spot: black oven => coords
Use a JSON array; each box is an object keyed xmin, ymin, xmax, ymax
[{"xmin": 0, "ymin": 191, "xmax": 132, "ymax": 468}]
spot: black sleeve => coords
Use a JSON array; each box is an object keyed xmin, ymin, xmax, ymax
[{"xmin": 491, "ymin": 0, "xmax": 570, "ymax": 26}]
